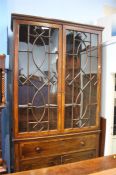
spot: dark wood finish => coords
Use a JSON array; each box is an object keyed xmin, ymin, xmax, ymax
[
  {"xmin": 11, "ymin": 14, "xmax": 104, "ymax": 31},
  {"xmin": 61, "ymin": 149, "xmax": 96, "ymax": 164},
  {"xmin": 0, "ymin": 54, "xmax": 5, "ymax": 108},
  {"xmin": 20, "ymin": 150, "xmax": 97, "ymax": 171},
  {"xmin": 11, "ymin": 14, "xmax": 103, "ymax": 172},
  {"xmin": 99, "ymin": 117, "xmax": 106, "ymax": 156},
  {"xmin": 8, "ymin": 155, "xmax": 116, "ymax": 175},
  {"xmin": 14, "ymin": 132, "xmax": 99, "ymax": 171},
  {"xmin": 20, "ymin": 134, "xmax": 98, "ymax": 159},
  {"xmin": 20, "ymin": 155, "xmax": 61, "ymax": 171}
]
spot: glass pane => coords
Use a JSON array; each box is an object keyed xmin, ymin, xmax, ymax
[
  {"xmin": 65, "ymin": 30, "xmax": 98, "ymax": 129},
  {"xmin": 18, "ymin": 24, "xmax": 59, "ymax": 132}
]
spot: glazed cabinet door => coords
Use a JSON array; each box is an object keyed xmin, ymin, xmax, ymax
[
  {"xmin": 62, "ymin": 26, "xmax": 101, "ymax": 131},
  {"xmin": 13, "ymin": 18, "xmax": 101, "ymax": 138},
  {"xmin": 13, "ymin": 20, "xmax": 62, "ymax": 137}
]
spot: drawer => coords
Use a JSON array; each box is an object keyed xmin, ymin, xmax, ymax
[
  {"xmin": 62, "ymin": 149, "xmax": 97, "ymax": 164},
  {"xmin": 20, "ymin": 134, "xmax": 99, "ymax": 160},
  {"xmin": 20, "ymin": 150, "xmax": 97, "ymax": 171},
  {"xmin": 20, "ymin": 155, "xmax": 61, "ymax": 171}
]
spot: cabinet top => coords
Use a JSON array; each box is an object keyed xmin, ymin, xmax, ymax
[{"xmin": 11, "ymin": 13, "xmax": 104, "ymax": 31}]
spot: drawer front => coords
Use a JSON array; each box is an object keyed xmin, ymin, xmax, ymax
[
  {"xmin": 62, "ymin": 149, "xmax": 97, "ymax": 164},
  {"xmin": 20, "ymin": 150, "xmax": 97, "ymax": 171},
  {"xmin": 20, "ymin": 134, "xmax": 99, "ymax": 160},
  {"xmin": 20, "ymin": 155, "xmax": 61, "ymax": 171}
]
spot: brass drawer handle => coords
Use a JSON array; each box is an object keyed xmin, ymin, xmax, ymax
[
  {"xmin": 80, "ymin": 141, "xmax": 85, "ymax": 146},
  {"xmin": 35, "ymin": 146, "xmax": 41, "ymax": 152}
]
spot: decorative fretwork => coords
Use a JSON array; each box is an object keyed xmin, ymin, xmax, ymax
[
  {"xmin": 65, "ymin": 31, "xmax": 98, "ymax": 128},
  {"xmin": 18, "ymin": 25, "xmax": 59, "ymax": 132}
]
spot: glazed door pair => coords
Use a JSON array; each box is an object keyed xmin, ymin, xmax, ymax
[{"xmin": 13, "ymin": 20, "xmax": 100, "ymax": 137}]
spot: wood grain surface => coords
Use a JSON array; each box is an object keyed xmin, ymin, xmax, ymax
[{"xmin": 7, "ymin": 155, "xmax": 116, "ymax": 175}]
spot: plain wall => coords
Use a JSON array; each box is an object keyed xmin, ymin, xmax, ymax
[
  {"xmin": 98, "ymin": 15, "xmax": 116, "ymax": 155},
  {"xmin": 1, "ymin": 0, "xmax": 116, "ymax": 54}
]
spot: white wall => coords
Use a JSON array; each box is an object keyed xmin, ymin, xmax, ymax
[
  {"xmin": 97, "ymin": 14, "xmax": 116, "ymax": 155},
  {"xmin": 102, "ymin": 42, "xmax": 116, "ymax": 155},
  {"xmin": 8, "ymin": 0, "xmax": 116, "ymax": 22},
  {"xmin": 7, "ymin": 0, "xmax": 114, "ymax": 24},
  {"xmin": 1, "ymin": 0, "xmax": 116, "ymax": 55}
]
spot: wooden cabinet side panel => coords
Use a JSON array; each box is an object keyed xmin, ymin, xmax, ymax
[{"xmin": 14, "ymin": 143, "xmax": 20, "ymax": 172}]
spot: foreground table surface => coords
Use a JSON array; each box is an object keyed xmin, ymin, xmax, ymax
[
  {"xmin": 89, "ymin": 167, "xmax": 116, "ymax": 175},
  {"xmin": 8, "ymin": 155, "xmax": 116, "ymax": 175}
]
